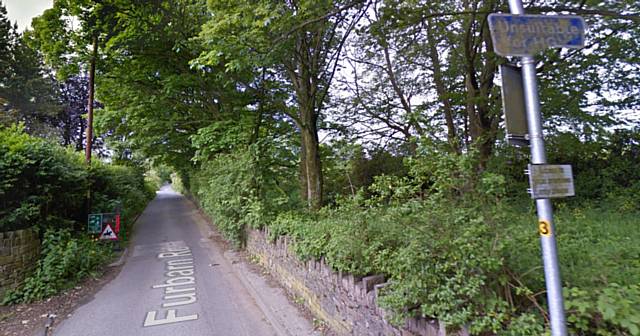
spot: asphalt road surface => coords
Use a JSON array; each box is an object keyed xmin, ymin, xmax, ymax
[{"xmin": 53, "ymin": 185, "xmax": 315, "ymax": 336}]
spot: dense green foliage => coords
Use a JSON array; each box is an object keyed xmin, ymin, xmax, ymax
[
  {"xmin": 504, "ymin": 206, "xmax": 640, "ymax": 335},
  {"xmin": 0, "ymin": 125, "xmax": 155, "ymax": 303},
  {"xmin": 2, "ymin": 229, "xmax": 112, "ymax": 304},
  {"xmin": 177, "ymin": 134, "xmax": 640, "ymax": 334},
  {"xmin": 264, "ymin": 146, "xmax": 640, "ymax": 335},
  {"xmin": 0, "ymin": 125, "xmax": 154, "ymax": 233},
  {"xmin": 0, "ymin": 5, "xmax": 60, "ymax": 137},
  {"xmin": 8, "ymin": 0, "xmax": 638, "ymax": 334},
  {"xmin": 144, "ymin": 164, "xmax": 173, "ymax": 190},
  {"xmin": 1, "ymin": 125, "xmax": 85, "ymax": 231},
  {"xmin": 188, "ymin": 136, "xmax": 302, "ymax": 246},
  {"xmin": 190, "ymin": 148, "xmax": 264, "ymax": 244}
]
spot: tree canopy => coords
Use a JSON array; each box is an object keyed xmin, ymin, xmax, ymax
[
  {"xmin": 6, "ymin": 0, "xmax": 634, "ymax": 207},
  {"xmin": 3, "ymin": 0, "xmax": 640, "ymax": 334}
]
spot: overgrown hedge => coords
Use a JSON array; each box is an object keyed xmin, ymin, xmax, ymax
[
  {"xmin": 2, "ymin": 229, "xmax": 113, "ymax": 304},
  {"xmin": 187, "ymin": 141, "xmax": 301, "ymax": 246},
  {"xmin": 181, "ymin": 138, "xmax": 640, "ymax": 335},
  {"xmin": 0, "ymin": 125, "xmax": 155, "ymax": 233},
  {"xmin": 1, "ymin": 125, "xmax": 156, "ymax": 304}
]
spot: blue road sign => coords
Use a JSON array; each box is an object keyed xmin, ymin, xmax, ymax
[{"xmin": 488, "ymin": 14, "xmax": 586, "ymax": 56}]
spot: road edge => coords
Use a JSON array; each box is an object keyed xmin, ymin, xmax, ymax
[{"xmin": 185, "ymin": 197, "xmax": 319, "ymax": 336}]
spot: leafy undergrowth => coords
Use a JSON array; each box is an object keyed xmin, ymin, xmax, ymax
[
  {"xmin": 1, "ymin": 126, "xmax": 155, "ymax": 304},
  {"xmin": 2, "ymin": 229, "xmax": 113, "ymax": 304},
  {"xmin": 184, "ymin": 143, "xmax": 639, "ymax": 335},
  {"xmin": 504, "ymin": 205, "xmax": 640, "ymax": 335},
  {"xmin": 267, "ymin": 198, "xmax": 639, "ymax": 335},
  {"xmin": 264, "ymin": 153, "xmax": 640, "ymax": 335},
  {"xmin": 1, "ymin": 125, "xmax": 156, "ymax": 234}
]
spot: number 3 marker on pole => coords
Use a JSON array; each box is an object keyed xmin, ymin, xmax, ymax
[{"xmin": 538, "ymin": 220, "xmax": 552, "ymax": 236}]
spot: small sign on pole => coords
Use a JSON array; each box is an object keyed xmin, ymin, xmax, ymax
[
  {"xmin": 99, "ymin": 224, "xmax": 118, "ymax": 240},
  {"xmin": 488, "ymin": 14, "xmax": 586, "ymax": 56},
  {"xmin": 500, "ymin": 64, "xmax": 529, "ymax": 146},
  {"xmin": 88, "ymin": 214, "xmax": 103, "ymax": 234},
  {"xmin": 88, "ymin": 212, "xmax": 120, "ymax": 238},
  {"xmin": 527, "ymin": 164, "xmax": 575, "ymax": 199}
]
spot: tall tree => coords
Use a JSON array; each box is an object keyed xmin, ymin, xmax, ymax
[
  {"xmin": 331, "ymin": 0, "xmax": 639, "ymax": 171},
  {"xmin": 331, "ymin": 0, "xmax": 498, "ymax": 160},
  {"xmin": 0, "ymin": 2, "xmax": 60, "ymax": 136},
  {"xmin": 196, "ymin": 0, "xmax": 369, "ymax": 209},
  {"xmin": 372, "ymin": 0, "xmax": 502, "ymax": 167},
  {"xmin": 331, "ymin": 2, "xmax": 437, "ymax": 152},
  {"xmin": 95, "ymin": 0, "xmax": 230, "ymax": 172},
  {"xmin": 31, "ymin": 0, "xmax": 118, "ymax": 162},
  {"xmin": 56, "ymin": 75, "xmax": 90, "ymax": 150},
  {"xmin": 0, "ymin": 1, "xmax": 20, "ymax": 126},
  {"xmin": 0, "ymin": 0, "xmax": 13, "ymax": 86},
  {"xmin": 532, "ymin": 0, "xmax": 640, "ymax": 133}
]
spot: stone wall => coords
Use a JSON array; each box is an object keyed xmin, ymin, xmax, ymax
[
  {"xmin": 247, "ymin": 229, "xmax": 467, "ymax": 336},
  {"xmin": 0, "ymin": 229, "xmax": 40, "ymax": 298}
]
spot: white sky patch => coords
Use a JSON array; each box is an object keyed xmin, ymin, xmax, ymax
[{"xmin": 5, "ymin": 0, "xmax": 54, "ymax": 31}]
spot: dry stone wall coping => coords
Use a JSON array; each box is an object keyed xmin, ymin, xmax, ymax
[{"xmin": 247, "ymin": 228, "xmax": 468, "ymax": 336}]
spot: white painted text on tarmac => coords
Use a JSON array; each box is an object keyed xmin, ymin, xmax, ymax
[{"xmin": 143, "ymin": 245, "xmax": 199, "ymax": 327}]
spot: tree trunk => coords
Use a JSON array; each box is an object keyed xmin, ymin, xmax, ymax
[
  {"xmin": 85, "ymin": 36, "xmax": 97, "ymax": 164},
  {"xmin": 300, "ymin": 121, "xmax": 323, "ymax": 210},
  {"xmin": 285, "ymin": 31, "xmax": 325, "ymax": 210},
  {"xmin": 426, "ymin": 20, "xmax": 459, "ymax": 153},
  {"xmin": 462, "ymin": 2, "xmax": 499, "ymax": 171},
  {"xmin": 296, "ymin": 77, "xmax": 322, "ymax": 209},
  {"xmin": 63, "ymin": 108, "xmax": 72, "ymax": 146},
  {"xmin": 299, "ymin": 139, "xmax": 308, "ymax": 203},
  {"xmin": 77, "ymin": 116, "xmax": 85, "ymax": 151},
  {"xmin": 465, "ymin": 69, "xmax": 497, "ymax": 171}
]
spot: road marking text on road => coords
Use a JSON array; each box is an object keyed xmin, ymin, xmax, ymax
[{"xmin": 143, "ymin": 245, "xmax": 199, "ymax": 327}]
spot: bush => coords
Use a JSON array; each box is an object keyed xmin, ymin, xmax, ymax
[
  {"xmin": 185, "ymin": 135, "xmax": 640, "ymax": 334},
  {"xmin": 266, "ymin": 149, "xmax": 523, "ymax": 332},
  {"xmin": 144, "ymin": 164, "xmax": 173, "ymax": 191},
  {"xmin": 0, "ymin": 125, "xmax": 153, "ymax": 233},
  {"xmin": 189, "ymin": 148, "xmax": 262, "ymax": 245},
  {"xmin": 189, "ymin": 140, "xmax": 299, "ymax": 246},
  {"xmin": 1, "ymin": 125, "xmax": 154, "ymax": 304},
  {"xmin": 0, "ymin": 125, "xmax": 88, "ymax": 231},
  {"xmin": 170, "ymin": 172, "xmax": 186, "ymax": 194},
  {"xmin": 565, "ymin": 284, "xmax": 640, "ymax": 335},
  {"xmin": 88, "ymin": 162, "xmax": 154, "ymax": 236},
  {"xmin": 321, "ymin": 142, "xmax": 407, "ymax": 203},
  {"xmin": 262, "ymin": 146, "xmax": 640, "ymax": 335},
  {"xmin": 490, "ymin": 129, "xmax": 640, "ymax": 205},
  {"xmin": 2, "ymin": 229, "xmax": 112, "ymax": 304},
  {"xmin": 503, "ymin": 203, "xmax": 640, "ymax": 335}
]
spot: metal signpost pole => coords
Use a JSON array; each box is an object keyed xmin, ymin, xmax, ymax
[{"xmin": 507, "ymin": 1, "xmax": 568, "ymax": 335}]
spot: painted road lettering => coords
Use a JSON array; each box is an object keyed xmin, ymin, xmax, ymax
[
  {"xmin": 144, "ymin": 246, "xmax": 199, "ymax": 327},
  {"xmin": 152, "ymin": 277, "xmax": 195, "ymax": 288},
  {"xmin": 143, "ymin": 309, "xmax": 198, "ymax": 327}
]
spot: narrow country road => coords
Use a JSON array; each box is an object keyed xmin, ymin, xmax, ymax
[{"xmin": 53, "ymin": 185, "xmax": 315, "ymax": 336}]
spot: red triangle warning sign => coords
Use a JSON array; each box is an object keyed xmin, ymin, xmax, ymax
[{"xmin": 99, "ymin": 224, "xmax": 118, "ymax": 240}]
